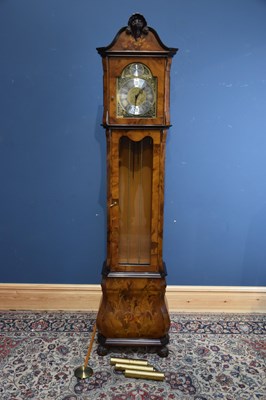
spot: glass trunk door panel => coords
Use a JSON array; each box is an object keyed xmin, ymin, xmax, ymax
[{"xmin": 119, "ymin": 136, "xmax": 153, "ymax": 265}]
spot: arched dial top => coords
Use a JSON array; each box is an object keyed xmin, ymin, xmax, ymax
[{"xmin": 117, "ymin": 63, "xmax": 157, "ymax": 118}]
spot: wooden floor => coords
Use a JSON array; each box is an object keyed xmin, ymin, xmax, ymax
[{"xmin": 0, "ymin": 284, "xmax": 265, "ymax": 313}]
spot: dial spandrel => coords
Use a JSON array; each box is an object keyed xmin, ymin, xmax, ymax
[{"xmin": 117, "ymin": 63, "xmax": 157, "ymax": 118}]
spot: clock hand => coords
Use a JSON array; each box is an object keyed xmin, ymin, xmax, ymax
[{"xmin": 135, "ymin": 89, "xmax": 144, "ymax": 105}]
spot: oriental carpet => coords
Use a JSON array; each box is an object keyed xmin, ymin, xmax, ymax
[{"xmin": 0, "ymin": 311, "xmax": 265, "ymax": 400}]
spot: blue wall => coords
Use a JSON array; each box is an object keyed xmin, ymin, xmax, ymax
[{"xmin": 1, "ymin": 0, "xmax": 266, "ymax": 285}]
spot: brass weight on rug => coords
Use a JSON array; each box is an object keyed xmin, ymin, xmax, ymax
[
  {"xmin": 110, "ymin": 357, "xmax": 165, "ymax": 381},
  {"xmin": 74, "ymin": 323, "xmax": 165, "ymax": 381}
]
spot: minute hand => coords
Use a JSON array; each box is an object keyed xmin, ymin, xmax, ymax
[{"xmin": 134, "ymin": 89, "xmax": 144, "ymax": 105}]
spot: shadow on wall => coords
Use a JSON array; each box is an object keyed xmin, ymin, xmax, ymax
[
  {"xmin": 95, "ymin": 104, "xmax": 107, "ymax": 259},
  {"xmin": 95, "ymin": 105, "xmax": 106, "ymax": 210},
  {"xmin": 242, "ymin": 204, "xmax": 266, "ymax": 286}
]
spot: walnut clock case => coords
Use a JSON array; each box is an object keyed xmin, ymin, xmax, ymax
[{"xmin": 96, "ymin": 14, "xmax": 177, "ymax": 357}]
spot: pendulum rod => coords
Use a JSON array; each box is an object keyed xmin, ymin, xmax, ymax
[
  {"xmin": 138, "ymin": 139, "xmax": 143, "ymax": 264},
  {"xmin": 83, "ymin": 323, "xmax": 97, "ymax": 369},
  {"xmin": 74, "ymin": 323, "xmax": 97, "ymax": 379},
  {"xmin": 126, "ymin": 139, "xmax": 131, "ymax": 263}
]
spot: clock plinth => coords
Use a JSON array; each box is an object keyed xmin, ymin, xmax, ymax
[
  {"xmin": 96, "ymin": 265, "xmax": 170, "ymax": 356},
  {"xmin": 96, "ymin": 14, "xmax": 177, "ymax": 357}
]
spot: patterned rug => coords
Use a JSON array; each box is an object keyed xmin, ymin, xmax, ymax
[{"xmin": 0, "ymin": 311, "xmax": 265, "ymax": 400}]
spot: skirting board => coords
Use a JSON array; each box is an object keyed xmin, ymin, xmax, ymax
[{"xmin": 0, "ymin": 284, "xmax": 265, "ymax": 313}]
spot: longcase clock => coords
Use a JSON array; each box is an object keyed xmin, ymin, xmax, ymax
[{"xmin": 96, "ymin": 14, "xmax": 177, "ymax": 357}]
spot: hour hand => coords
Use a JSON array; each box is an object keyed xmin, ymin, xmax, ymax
[{"xmin": 135, "ymin": 89, "xmax": 143, "ymax": 105}]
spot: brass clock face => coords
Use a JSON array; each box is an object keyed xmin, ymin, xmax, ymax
[{"xmin": 117, "ymin": 63, "xmax": 157, "ymax": 118}]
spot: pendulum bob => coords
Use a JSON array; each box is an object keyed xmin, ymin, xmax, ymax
[
  {"xmin": 74, "ymin": 324, "xmax": 97, "ymax": 379},
  {"xmin": 74, "ymin": 366, "xmax": 93, "ymax": 379}
]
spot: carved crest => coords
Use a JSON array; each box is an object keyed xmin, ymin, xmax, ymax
[{"xmin": 126, "ymin": 13, "xmax": 149, "ymax": 40}]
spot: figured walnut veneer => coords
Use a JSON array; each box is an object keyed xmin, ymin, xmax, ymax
[{"xmin": 96, "ymin": 14, "xmax": 177, "ymax": 356}]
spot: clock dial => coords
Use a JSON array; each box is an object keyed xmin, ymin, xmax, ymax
[
  {"xmin": 117, "ymin": 63, "xmax": 157, "ymax": 118},
  {"xmin": 118, "ymin": 78, "xmax": 155, "ymax": 116}
]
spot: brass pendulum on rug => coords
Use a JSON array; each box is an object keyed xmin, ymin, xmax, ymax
[{"xmin": 74, "ymin": 323, "xmax": 97, "ymax": 379}]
